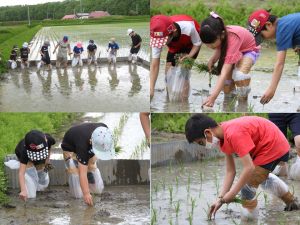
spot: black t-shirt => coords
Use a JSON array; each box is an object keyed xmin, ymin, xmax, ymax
[
  {"xmin": 15, "ymin": 134, "xmax": 56, "ymax": 165},
  {"xmin": 61, "ymin": 123, "xmax": 108, "ymax": 165},
  {"xmin": 131, "ymin": 34, "xmax": 142, "ymax": 46},
  {"xmin": 10, "ymin": 49, "xmax": 18, "ymax": 60},
  {"xmin": 20, "ymin": 47, "xmax": 30, "ymax": 59},
  {"xmin": 41, "ymin": 45, "xmax": 49, "ymax": 57},
  {"xmin": 87, "ymin": 44, "xmax": 97, "ymax": 52}
]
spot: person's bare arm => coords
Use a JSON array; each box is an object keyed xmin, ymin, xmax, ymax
[
  {"xmin": 219, "ymin": 154, "xmax": 236, "ymax": 197},
  {"xmin": 150, "ymin": 58, "xmax": 160, "ymax": 99},
  {"xmin": 52, "ymin": 43, "xmax": 59, "ymax": 54},
  {"xmin": 223, "ymin": 153, "xmax": 255, "ymax": 202},
  {"xmin": 208, "ymin": 49, "xmax": 221, "ymax": 71},
  {"xmin": 18, "ymin": 163, "xmax": 27, "ymax": 201},
  {"xmin": 260, "ymin": 50, "xmax": 286, "ymax": 104},
  {"xmin": 140, "ymin": 112, "xmax": 150, "ymax": 144},
  {"xmin": 203, "ymin": 63, "xmax": 233, "ymax": 107},
  {"xmin": 78, "ymin": 162, "xmax": 93, "ymax": 206}
]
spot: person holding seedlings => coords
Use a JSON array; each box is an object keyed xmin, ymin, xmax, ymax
[
  {"xmin": 15, "ymin": 130, "xmax": 56, "ymax": 201},
  {"xmin": 107, "ymin": 38, "xmax": 119, "ymax": 65},
  {"xmin": 185, "ymin": 114, "xmax": 300, "ymax": 219},
  {"xmin": 248, "ymin": 10, "xmax": 300, "ymax": 104},
  {"xmin": 150, "ymin": 14, "xmax": 201, "ymax": 99},
  {"xmin": 38, "ymin": 40, "xmax": 51, "ymax": 71},
  {"xmin": 61, "ymin": 123, "xmax": 115, "ymax": 206},
  {"xmin": 269, "ymin": 113, "xmax": 300, "ymax": 180},
  {"xmin": 20, "ymin": 42, "xmax": 30, "ymax": 69},
  {"xmin": 72, "ymin": 42, "xmax": 84, "ymax": 67},
  {"xmin": 127, "ymin": 28, "xmax": 142, "ymax": 64},
  {"xmin": 9, "ymin": 45, "xmax": 19, "ymax": 69},
  {"xmin": 200, "ymin": 12, "xmax": 260, "ymax": 107},
  {"xmin": 87, "ymin": 39, "xmax": 98, "ymax": 65},
  {"xmin": 53, "ymin": 36, "xmax": 72, "ymax": 68}
]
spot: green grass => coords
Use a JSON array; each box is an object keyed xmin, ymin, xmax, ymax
[
  {"xmin": 0, "ymin": 113, "xmax": 79, "ymax": 204},
  {"xmin": 151, "ymin": 113, "xmax": 268, "ymax": 133},
  {"xmin": 151, "ymin": 0, "xmax": 300, "ymax": 26}
]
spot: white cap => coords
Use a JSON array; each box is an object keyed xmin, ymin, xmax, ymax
[
  {"xmin": 23, "ymin": 42, "xmax": 28, "ymax": 48},
  {"xmin": 127, "ymin": 28, "xmax": 133, "ymax": 35},
  {"xmin": 91, "ymin": 126, "xmax": 115, "ymax": 160}
]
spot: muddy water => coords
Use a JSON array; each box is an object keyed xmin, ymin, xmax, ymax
[
  {"xmin": 151, "ymin": 159, "xmax": 300, "ymax": 225},
  {"xmin": 29, "ymin": 23, "xmax": 149, "ymax": 62},
  {"xmin": 0, "ymin": 63, "xmax": 149, "ymax": 112},
  {"xmin": 151, "ymin": 46, "xmax": 300, "ymax": 112},
  {"xmin": 0, "ymin": 186, "xmax": 150, "ymax": 225}
]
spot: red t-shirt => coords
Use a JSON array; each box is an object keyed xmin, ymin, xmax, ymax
[{"xmin": 220, "ymin": 116, "xmax": 290, "ymax": 166}]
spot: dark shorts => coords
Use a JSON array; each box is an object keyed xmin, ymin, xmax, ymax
[
  {"xmin": 260, "ymin": 151, "xmax": 289, "ymax": 171},
  {"xmin": 42, "ymin": 55, "xmax": 51, "ymax": 65},
  {"xmin": 166, "ymin": 48, "xmax": 200, "ymax": 66},
  {"xmin": 21, "ymin": 57, "xmax": 28, "ymax": 62},
  {"xmin": 130, "ymin": 46, "xmax": 140, "ymax": 54},
  {"xmin": 269, "ymin": 113, "xmax": 300, "ymax": 138}
]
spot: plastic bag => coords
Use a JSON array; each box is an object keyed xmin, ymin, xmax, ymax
[
  {"xmin": 4, "ymin": 159, "xmax": 20, "ymax": 169},
  {"xmin": 66, "ymin": 158, "xmax": 83, "ymax": 198},
  {"xmin": 11, "ymin": 60, "xmax": 17, "ymax": 69},
  {"xmin": 87, "ymin": 168, "xmax": 104, "ymax": 194},
  {"xmin": 72, "ymin": 57, "xmax": 79, "ymax": 67},
  {"xmin": 272, "ymin": 163, "xmax": 288, "ymax": 177},
  {"xmin": 261, "ymin": 173, "xmax": 288, "ymax": 197},
  {"xmin": 37, "ymin": 170, "xmax": 49, "ymax": 191},
  {"xmin": 289, "ymin": 156, "xmax": 300, "ymax": 180},
  {"xmin": 25, "ymin": 167, "xmax": 39, "ymax": 198},
  {"xmin": 241, "ymin": 206, "xmax": 259, "ymax": 221},
  {"xmin": 165, "ymin": 66, "xmax": 191, "ymax": 102}
]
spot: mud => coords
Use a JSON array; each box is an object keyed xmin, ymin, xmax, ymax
[
  {"xmin": 151, "ymin": 158, "xmax": 300, "ymax": 225},
  {"xmin": 0, "ymin": 186, "xmax": 150, "ymax": 225},
  {"xmin": 151, "ymin": 47, "xmax": 300, "ymax": 112},
  {"xmin": 0, "ymin": 64, "xmax": 149, "ymax": 112}
]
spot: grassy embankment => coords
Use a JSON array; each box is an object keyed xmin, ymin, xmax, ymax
[{"xmin": 0, "ymin": 113, "xmax": 80, "ymax": 204}]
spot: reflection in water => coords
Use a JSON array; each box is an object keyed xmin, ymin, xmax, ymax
[
  {"xmin": 72, "ymin": 67, "xmax": 84, "ymax": 91},
  {"xmin": 128, "ymin": 64, "xmax": 142, "ymax": 97},
  {"xmin": 56, "ymin": 68, "xmax": 72, "ymax": 97},
  {"xmin": 10, "ymin": 70, "xmax": 21, "ymax": 89},
  {"xmin": 21, "ymin": 69, "xmax": 32, "ymax": 94},
  {"xmin": 37, "ymin": 69, "xmax": 53, "ymax": 100},
  {"xmin": 107, "ymin": 64, "xmax": 119, "ymax": 90},
  {"xmin": 88, "ymin": 65, "xmax": 98, "ymax": 92}
]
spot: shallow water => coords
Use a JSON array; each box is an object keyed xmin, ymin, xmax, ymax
[
  {"xmin": 29, "ymin": 23, "xmax": 149, "ymax": 62},
  {"xmin": 151, "ymin": 47, "xmax": 300, "ymax": 112},
  {"xmin": 0, "ymin": 186, "xmax": 150, "ymax": 225},
  {"xmin": 151, "ymin": 159, "xmax": 300, "ymax": 225},
  {"xmin": 0, "ymin": 63, "xmax": 149, "ymax": 112}
]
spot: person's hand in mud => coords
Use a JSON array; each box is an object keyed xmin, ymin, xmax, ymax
[
  {"xmin": 83, "ymin": 192, "xmax": 94, "ymax": 206},
  {"xmin": 202, "ymin": 95, "xmax": 216, "ymax": 108},
  {"xmin": 260, "ymin": 87, "xmax": 275, "ymax": 105},
  {"xmin": 208, "ymin": 198, "xmax": 223, "ymax": 220},
  {"xmin": 19, "ymin": 190, "xmax": 27, "ymax": 201}
]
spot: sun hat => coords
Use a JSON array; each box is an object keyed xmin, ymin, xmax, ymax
[{"xmin": 91, "ymin": 126, "xmax": 115, "ymax": 160}]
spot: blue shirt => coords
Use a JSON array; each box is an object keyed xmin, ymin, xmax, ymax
[
  {"xmin": 73, "ymin": 46, "xmax": 84, "ymax": 54},
  {"xmin": 276, "ymin": 13, "xmax": 300, "ymax": 51},
  {"xmin": 108, "ymin": 42, "xmax": 119, "ymax": 50}
]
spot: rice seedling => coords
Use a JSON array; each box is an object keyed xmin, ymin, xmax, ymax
[
  {"xmin": 174, "ymin": 200, "xmax": 181, "ymax": 217},
  {"xmin": 130, "ymin": 138, "xmax": 148, "ymax": 159},
  {"xmin": 263, "ymin": 193, "xmax": 268, "ymax": 206},
  {"xmin": 190, "ymin": 197, "xmax": 196, "ymax": 216},
  {"xmin": 153, "ymin": 183, "xmax": 159, "ymax": 195},
  {"xmin": 194, "ymin": 62, "xmax": 219, "ymax": 76},
  {"xmin": 151, "ymin": 208, "xmax": 157, "ymax": 225},
  {"xmin": 169, "ymin": 186, "xmax": 174, "ymax": 204},
  {"xmin": 169, "ymin": 218, "xmax": 173, "ymax": 225},
  {"xmin": 175, "ymin": 176, "xmax": 179, "ymax": 189},
  {"xmin": 187, "ymin": 212, "xmax": 193, "ymax": 225}
]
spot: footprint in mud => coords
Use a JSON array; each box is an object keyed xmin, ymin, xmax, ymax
[
  {"xmin": 49, "ymin": 202, "xmax": 70, "ymax": 208},
  {"xmin": 94, "ymin": 209, "xmax": 111, "ymax": 218}
]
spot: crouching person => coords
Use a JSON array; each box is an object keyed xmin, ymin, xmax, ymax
[
  {"xmin": 61, "ymin": 123, "xmax": 115, "ymax": 206},
  {"xmin": 15, "ymin": 130, "xmax": 56, "ymax": 201},
  {"xmin": 185, "ymin": 114, "xmax": 300, "ymax": 220}
]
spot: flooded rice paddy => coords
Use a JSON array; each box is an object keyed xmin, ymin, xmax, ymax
[
  {"xmin": 0, "ymin": 185, "xmax": 150, "ymax": 225},
  {"xmin": 151, "ymin": 47, "xmax": 300, "ymax": 112},
  {"xmin": 151, "ymin": 158, "xmax": 300, "ymax": 225}
]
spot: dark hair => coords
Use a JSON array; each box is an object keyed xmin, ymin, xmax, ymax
[
  {"xmin": 200, "ymin": 16, "xmax": 227, "ymax": 74},
  {"xmin": 185, "ymin": 114, "xmax": 218, "ymax": 143},
  {"xmin": 261, "ymin": 15, "xmax": 278, "ymax": 31}
]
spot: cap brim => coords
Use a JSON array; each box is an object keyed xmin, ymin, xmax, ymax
[
  {"xmin": 93, "ymin": 145, "xmax": 115, "ymax": 160},
  {"xmin": 150, "ymin": 37, "xmax": 168, "ymax": 48}
]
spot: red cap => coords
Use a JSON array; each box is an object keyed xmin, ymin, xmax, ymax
[
  {"xmin": 150, "ymin": 15, "xmax": 175, "ymax": 48},
  {"xmin": 248, "ymin": 9, "xmax": 270, "ymax": 34}
]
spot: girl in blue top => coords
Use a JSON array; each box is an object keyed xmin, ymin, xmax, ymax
[
  {"xmin": 248, "ymin": 10, "xmax": 300, "ymax": 105},
  {"xmin": 72, "ymin": 42, "xmax": 84, "ymax": 67},
  {"xmin": 107, "ymin": 38, "xmax": 119, "ymax": 65}
]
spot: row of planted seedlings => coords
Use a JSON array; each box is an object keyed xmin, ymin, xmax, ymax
[{"xmin": 151, "ymin": 159, "xmax": 273, "ymax": 225}]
